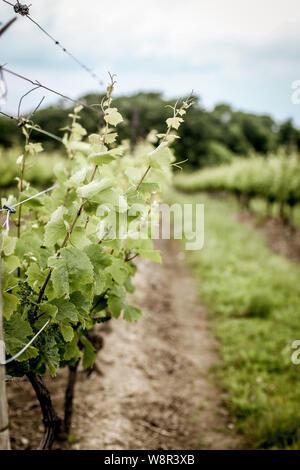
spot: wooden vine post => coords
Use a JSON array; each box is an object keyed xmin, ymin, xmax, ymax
[{"xmin": 0, "ymin": 248, "xmax": 10, "ymax": 450}]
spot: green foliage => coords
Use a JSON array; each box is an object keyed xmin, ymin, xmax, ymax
[
  {"xmin": 244, "ymin": 293, "xmax": 273, "ymax": 319},
  {"xmin": 0, "ymin": 80, "xmax": 188, "ymax": 378},
  {"xmin": 0, "ymin": 146, "xmax": 63, "ymax": 189},
  {"xmin": 168, "ymin": 189, "xmax": 300, "ymax": 449},
  {"xmin": 175, "ymin": 155, "xmax": 300, "ymax": 207},
  {"xmin": 2, "ymin": 93, "xmax": 299, "ymax": 170}
]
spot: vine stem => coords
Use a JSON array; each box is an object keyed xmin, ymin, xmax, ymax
[
  {"xmin": 17, "ymin": 149, "xmax": 27, "ymax": 239},
  {"xmin": 27, "ymin": 78, "xmax": 122, "ymax": 444},
  {"xmin": 63, "ymin": 361, "xmax": 80, "ymax": 435},
  {"xmin": 136, "ymin": 165, "xmax": 151, "ymax": 191},
  {"xmin": 125, "ymin": 253, "xmax": 139, "ymax": 262},
  {"xmin": 17, "ymin": 131, "xmax": 32, "ymax": 276},
  {"xmin": 36, "ymin": 165, "xmax": 98, "ymax": 309},
  {"xmin": 35, "ymin": 74, "xmax": 116, "ymax": 307},
  {"xmin": 26, "ymin": 372, "xmax": 61, "ymax": 450},
  {"xmin": 28, "ymin": 131, "xmax": 99, "ymax": 447},
  {"xmin": 135, "ymin": 109, "xmax": 174, "ymax": 192}
]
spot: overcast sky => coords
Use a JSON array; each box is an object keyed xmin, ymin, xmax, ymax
[{"xmin": 1, "ymin": 0, "xmax": 300, "ymax": 124}]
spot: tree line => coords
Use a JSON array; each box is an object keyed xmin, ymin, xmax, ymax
[{"xmin": 1, "ymin": 92, "xmax": 299, "ymax": 167}]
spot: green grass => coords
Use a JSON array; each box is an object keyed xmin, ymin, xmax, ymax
[
  {"xmin": 168, "ymin": 188, "xmax": 300, "ymax": 449},
  {"xmin": 0, "ymin": 146, "xmax": 65, "ymax": 190}
]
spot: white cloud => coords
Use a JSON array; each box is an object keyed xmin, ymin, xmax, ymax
[{"xmin": 1, "ymin": 0, "xmax": 300, "ymax": 123}]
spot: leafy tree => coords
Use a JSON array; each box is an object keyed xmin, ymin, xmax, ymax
[{"xmin": 1, "ymin": 92, "xmax": 299, "ymax": 169}]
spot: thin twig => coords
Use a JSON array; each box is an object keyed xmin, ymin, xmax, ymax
[
  {"xmin": 17, "ymin": 85, "xmax": 41, "ymax": 118},
  {"xmin": 136, "ymin": 166, "xmax": 151, "ymax": 191},
  {"xmin": 0, "ymin": 66, "xmax": 95, "ymax": 113},
  {"xmin": 28, "ymin": 95, "xmax": 45, "ymax": 120},
  {"xmin": 0, "ymin": 16, "xmax": 17, "ymax": 36},
  {"xmin": 98, "ymin": 226, "xmax": 112, "ymax": 244},
  {"xmin": 17, "ymin": 120, "xmax": 32, "ymax": 238},
  {"xmin": 125, "ymin": 253, "xmax": 139, "ymax": 262}
]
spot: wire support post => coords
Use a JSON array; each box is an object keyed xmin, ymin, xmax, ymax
[{"xmin": 0, "ymin": 245, "xmax": 11, "ymax": 449}]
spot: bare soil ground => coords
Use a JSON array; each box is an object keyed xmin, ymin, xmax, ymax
[
  {"xmin": 236, "ymin": 211, "xmax": 300, "ymax": 263},
  {"xmin": 7, "ymin": 240, "xmax": 245, "ymax": 450}
]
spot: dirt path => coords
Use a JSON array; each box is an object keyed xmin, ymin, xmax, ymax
[
  {"xmin": 7, "ymin": 239, "xmax": 245, "ymax": 450},
  {"xmin": 69, "ymin": 240, "xmax": 244, "ymax": 450},
  {"xmin": 236, "ymin": 211, "xmax": 300, "ymax": 263}
]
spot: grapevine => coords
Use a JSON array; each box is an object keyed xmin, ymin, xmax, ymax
[
  {"xmin": 175, "ymin": 155, "xmax": 300, "ymax": 226},
  {"xmin": 0, "ymin": 73, "xmax": 192, "ymax": 448}
]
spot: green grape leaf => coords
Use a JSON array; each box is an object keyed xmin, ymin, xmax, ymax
[
  {"xmin": 4, "ymin": 312, "xmax": 38, "ymax": 361},
  {"xmin": 2, "ymin": 293, "xmax": 19, "ymax": 320},
  {"xmin": 123, "ymin": 305, "xmax": 142, "ymax": 323},
  {"xmin": 125, "ymin": 167, "xmax": 143, "ymax": 183},
  {"xmin": 19, "ymin": 188, "xmax": 44, "ymax": 210},
  {"xmin": 69, "ymin": 141, "xmax": 91, "ymax": 155},
  {"xmin": 107, "ymin": 295, "xmax": 125, "ymax": 318},
  {"xmin": 139, "ymin": 250, "xmax": 162, "ymax": 264},
  {"xmin": 69, "ymin": 226, "xmax": 89, "ymax": 249},
  {"xmin": 166, "ymin": 117, "xmax": 183, "ymax": 130},
  {"xmin": 26, "ymin": 263, "xmax": 49, "ymax": 292},
  {"xmin": 88, "ymin": 151, "xmax": 117, "ymax": 166},
  {"xmin": 15, "ymin": 233, "xmax": 43, "ymax": 262},
  {"xmin": 35, "ymin": 303, "xmax": 58, "ymax": 329},
  {"xmin": 92, "ymin": 188, "xmax": 128, "ymax": 212},
  {"xmin": 51, "ymin": 261, "xmax": 69, "ymax": 298},
  {"xmin": 61, "ymin": 246, "xmax": 94, "ymax": 292},
  {"xmin": 53, "ymin": 162, "xmax": 68, "ymax": 183},
  {"xmin": 81, "ymin": 336, "xmax": 96, "ymax": 368},
  {"xmin": 70, "ymin": 292, "xmax": 91, "ymax": 319},
  {"xmin": 104, "ymin": 108, "xmax": 123, "ymax": 126},
  {"xmin": 39, "ymin": 303, "xmax": 58, "ymax": 318},
  {"xmin": 25, "ymin": 142, "xmax": 43, "ymax": 155},
  {"xmin": 42, "ymin": 335, "xmax": 60, "ymax": 377},
  {"xmin": 59, "ymin": 324, "xmax": 74, "ymax": 342},
  {"xmin": 77, "ymin": 178, "xmax": 113, "ymax": 200},
  {"xmin": 124, "ymin": 277, "xmax": 135, "ymax": 294},
  {"xmin": 50, "ymin": 298, "xmax": 78, "ymax": 323},
  {"xmin": 148, "ymin": 145, "xmax": 173, "ymax": 170},
  {"xmin": 84, "ymin": 244, "xmax": 112, "ymax": 269},
  {"xmin": 67, "ymin": 168, "xmax": 87, "ymax": 187},
  {"xmin": 44, "ymin": 206, "xmax": 67, "ymax": 247},
  {"xmin": 5, "ymin": 255, "xmax": 20, "ymax": 272},
  {"xmin": 84, "ymin": 244, "xmax": 112, "ymax": 294},
  {"xmin": 2, "ymin": 235, "xmax": 17, "ymax": 256},
  {"xmin": 12, "ymin": 345, "xmax": 38, "ymax": 362},
  {"xmin": 138, "ymin": 182, "xmax": 160, "ymax": 194},
  {"xmin": 50, "ymin": 247, "xmax": 94, "ymax": 296},
  {"xmin": 64, "ymin": 336, "xmax": 81, "ymax": 362},
  {"xmin": 88, "ymin": 134, "xmax": 104, "ymax": 145},
  {"xmin": 108, "ymin": 258, "xmax": 129, "ymax": 285},
  {"xmin": 104, "ymin": 132, "xmax": 118, "ymax": 144},
  {"xmin": 94, "ymin": 269, "xmax": 108, "ymax": 295}
]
